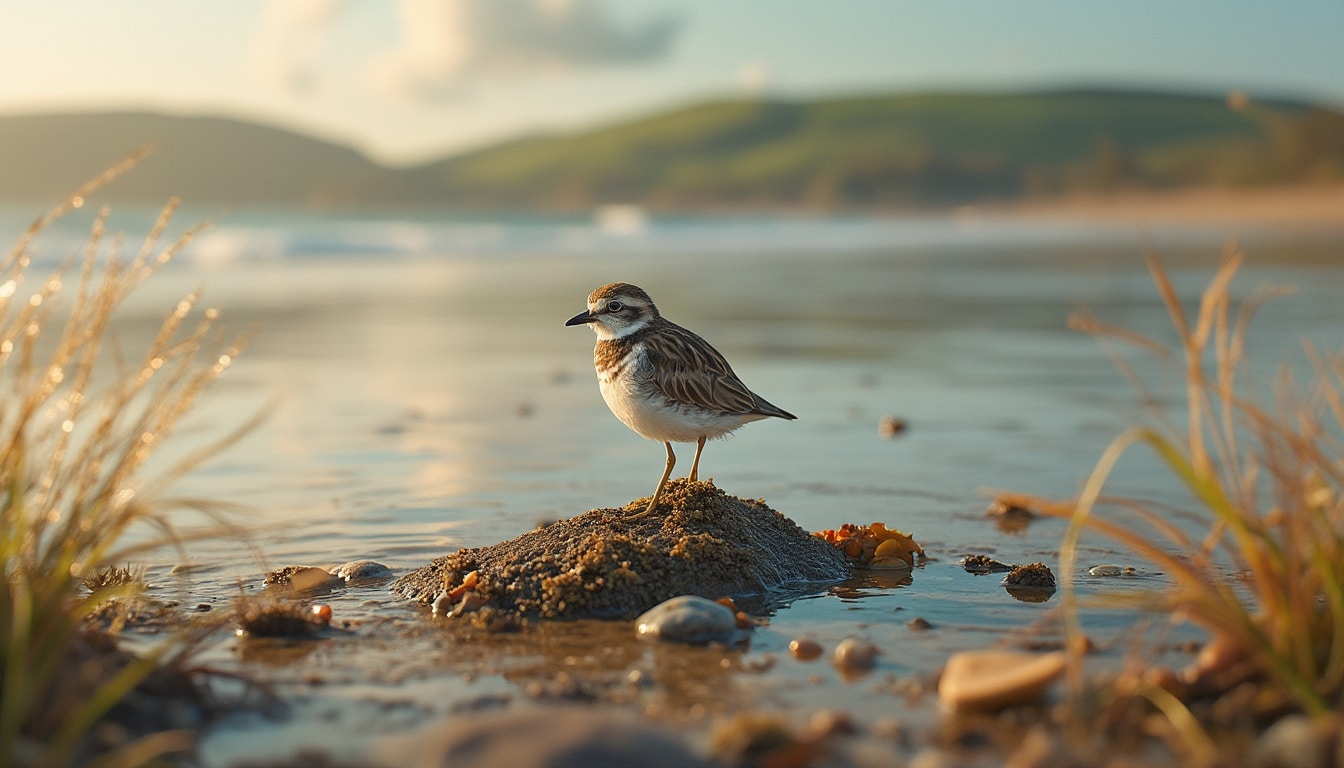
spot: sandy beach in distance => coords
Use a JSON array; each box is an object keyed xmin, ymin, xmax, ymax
[{"xmin": 974, "ymin": 183, "xmax": 1344, "ymax": 227}]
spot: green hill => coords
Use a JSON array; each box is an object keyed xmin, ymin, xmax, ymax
[
  {"xmin": 415, "ymin": 89, "xmax": 1344, "ymax": 210},
  {"xmin": 1, "ymin": 89, "xmax": 1341, "ymax": 211},
  {"xmin": 0, "ymin": 111, "xmax": 405, "ymax": 207}
]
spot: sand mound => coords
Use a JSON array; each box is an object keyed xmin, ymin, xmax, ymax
[{"xmin": 392, "ymin": 479, "xmax": 849, "ymax": 620}]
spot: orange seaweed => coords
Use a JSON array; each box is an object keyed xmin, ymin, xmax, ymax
[{"xmin": 814, "ymin": 523, "xmax": 924, "ymax": 569}]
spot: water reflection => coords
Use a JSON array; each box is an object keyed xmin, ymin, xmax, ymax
[{"xmin": 95, "ymin": 216, "xmax": 1344, "ymax": 763}]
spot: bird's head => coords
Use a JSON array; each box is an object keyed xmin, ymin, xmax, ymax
[{"xmin": 565, "ymin": 282, "xmax": 659, "ymax": 340}]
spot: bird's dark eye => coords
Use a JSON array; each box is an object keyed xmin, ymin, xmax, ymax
[{"xmin": 607, "ymin": 300, "xmax": 624, "ymax": 312}]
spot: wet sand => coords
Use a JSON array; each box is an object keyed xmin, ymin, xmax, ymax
[{"xmin": 67, "ymin": 210, "xmax": 1343, "ymax": 766}]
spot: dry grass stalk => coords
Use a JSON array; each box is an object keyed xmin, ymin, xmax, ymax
[
  {"xmin": 1035, "ymin": 247, "xmax": 1344, "ymax": 726},
  {"xmin": 1, "ymin": 154, "xmax": 253, "ymax": 766}
]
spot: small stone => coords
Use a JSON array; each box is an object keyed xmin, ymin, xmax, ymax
[
  {"xmin": 431, "ymin": 592, "xmax": 455, "ymax": 617},
  {"xmin": 1005, "ymin": 725, "xmax": 1097, "ymax": 768},
  {"xmin": 383, "ymin": 708, "xmax": 711, "ymax": 768},
  {"xmin": 806, "ymin": 710, "xmax": 857, "ymax": 738},
  {"xmin": 962, "ymin": 554, "xmax": 1012, "ymax": 574},
  {"xmin": 264, "ymin": 565, "xmax": 340, "ymax": 592},
  {"xmin": 985, "ymin": 498, "xmax": 1035, "ymax": 520},
  {"xmin": 937, "ymin": 650, "xmax": 1066, "ymax": 712},
  {"xmin": 907, "ymin": 617, "xmax": 934, "ymax": 631},
  {"xmin": 878, "ymin": 415, "xmax": 907, "ymax": 437},
  {"xmin": 635, "ymin": 595, "xmax": 738, "ymax": 645},
  {"xmin": 710, "ymin": 713, "xmax": 805, "ymax": 768},
  {"xmin": 1252, "ymin": 714, "xmax": 1340, "ymax": 768},
  {"xmin": 235, "ymin": 601, "xmax": 327, "ymax": 639},
  {"xmin": 1087, "ymin": 564, "xmax": 1137, "ymax": 577},
  {"xmin": 332, "ymin": 560, "xmax": 393, "ymax": 584},
  {"xmin": 451, "ymin": 592, "xmax": 487, "ymax": 618},
  {"xmin": 789, "ymin": 638, "xmax": 824, "ymax": 661},
  {"xmin": 1002, "ymin": 562, "xmax": 1056, "ymax": 590},
  {"xmin": 833, "ymin": 637, "xmax": 880, "ymax": 673},
  {"xmin": 985, "ymin": 498, "xmax": 1037, "ymax": 533}
]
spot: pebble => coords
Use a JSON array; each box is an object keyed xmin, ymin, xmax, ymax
[
  {"xmin": 937, "ymin": 650, "xmax": 1066, "ymax": 712},
  {"xmin": 709, "ymin": 713, "xmax": 800, "ymax": 767},
  {"xmin": 634, "ymin": 595, "xmax": 738, "ymax": 645},
  {"xmin": 833, "ymin": 637, "xmax": 880, "ymax": 673},
  {"xmin": 1002, "ymin": 562, "xmax": 1055, "ymax": 589},
  {"xmin": 235, "ymin": 602, "xmax": 327, "ymax": 639},
  {"xmin": 383, "ymin": 707, "xmax": 712, "ymax": 768},
  {"xmin": 264, "ymin": 565, "xmax": 340, "ymax": 592},
  {"xmin": 878, "ymin": 415, "xmax": 907, "ymax": 437},
  {"xmin": 806, "ymin": 710, "xmax": 857, "ymax": 738},
  {"xmin": 985, "ymin": 499, "xmax": 1035, "ymax": 520},
  {"xmin": 1002, "ymin": 562, "xmax": 1057, "ymax": 602},
  {"xmin": 1251, "ymin": 714, "xmax": 1342, "ymax": 768},
  {"xmin": 962, "ymin": 554, "xmax": 1012, "ymax": 574},
  {"xmin": 332, "ymin": 560, "xmax": 393, "ymax": 584},
  {"xmin": 431, "ymin": 591, "xmax": 455, "ymax": 617},
  {"xmin": 1087, "ymin": 564, "xmax": 1137, "ymax": 577},
  {"xmin": 789, "ymin": 638, "xmax": 824, "ymax": 661},
  {"xmin": 907, "ymin": 617, "xmax": 934, "ymax": 631}
]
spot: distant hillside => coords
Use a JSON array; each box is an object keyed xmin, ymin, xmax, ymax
[
  {"xmin": 2, "ymin": 89, "xmax": 1341, "ymax": 211},
  {"xmin": 0, "ymin": 112, "xmax": 405, "ymax": 207},
  {"xmin": 415, "ymin": 89, "xmax": 1344, "ymax": 210}
]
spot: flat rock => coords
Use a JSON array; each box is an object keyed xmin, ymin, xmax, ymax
[
  {"xmin": 392, "ymin": 479, "xmax": 849, "ymax": 620},
  {"xmin": 937, "ymin": 650, "xmax": 1066, "ymax": 712},
  {"xmin": 380, "ymin": 706, "xmax": 712, "ymax": 768}
]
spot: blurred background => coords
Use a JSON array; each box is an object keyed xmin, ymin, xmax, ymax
[{"xmin": 0, "ymin": 1, "xmax": 1341, "ymax": 213}]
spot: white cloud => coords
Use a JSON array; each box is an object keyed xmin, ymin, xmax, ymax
[
  {"xmin": 249, "ymin": 0, "xmax": 342, "ymax": 96},
  {"xmin": 365, "ymin": 0, "xmax": 681, "ymax": 101}
]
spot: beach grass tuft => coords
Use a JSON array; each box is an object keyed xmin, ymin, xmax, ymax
[
  {"xmin": 1038, "ymin": 248, "xmax": 1344, "ymax": 727},
  {"xmin": 1, "ymin": 155, "xmax": 252, "ymax": 765}
]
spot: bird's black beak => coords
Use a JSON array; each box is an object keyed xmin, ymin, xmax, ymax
[{"xmin": 565, "ymin": 309, "xmax": 597, "ymax": 327}]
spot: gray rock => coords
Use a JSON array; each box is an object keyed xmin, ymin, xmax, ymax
[
  {"xmin": 332, "ymin": 560, "xmax": 393, "ymax": 584},
  {"xmin": 380, "ymin": 706, "xmax": 712, "ymax": 768},
  {"xmin": 1252, "ymin": 714, "xmax": 1341, "ymax": 768},
  {"xmin": 635, "ymin": 595, "xmax": 738, "ymax": 645}
]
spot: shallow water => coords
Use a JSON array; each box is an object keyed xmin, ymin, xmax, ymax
[{"xmin": 22, "ymin": 208, "xmax": 1344, "ymax": 763}]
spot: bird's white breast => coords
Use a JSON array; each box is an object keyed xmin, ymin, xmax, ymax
[{"xmin": 596, "ymin": 342, "xmax": 763, "ymax": 444}]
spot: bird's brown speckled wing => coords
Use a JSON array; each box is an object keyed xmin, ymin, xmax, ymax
[{"xmin": 642, "ymin": 320, "xmax": 794, "ymax": 419}]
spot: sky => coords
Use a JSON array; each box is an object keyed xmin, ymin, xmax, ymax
[{"xmin": 1, "ymin": 0, "xmax": 1341, "ymax": 166}]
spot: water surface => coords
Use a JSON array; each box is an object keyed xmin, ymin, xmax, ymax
[{"xmin": 29, "ymin": 209, "xmax": 1341, "ymax": 763}]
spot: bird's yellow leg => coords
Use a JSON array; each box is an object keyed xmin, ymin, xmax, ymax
[
  {"xmin": 688, "ymin": 435, "xmax": 707, "ymax": 482},
  {"xmin": 630, "ymin": 441, "xmax": 676, "ymax": 518}
]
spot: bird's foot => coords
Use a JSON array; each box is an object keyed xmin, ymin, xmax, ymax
[{"xmin": 627, "ymin": 500, "xmax": 658, "ymax": 519}]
